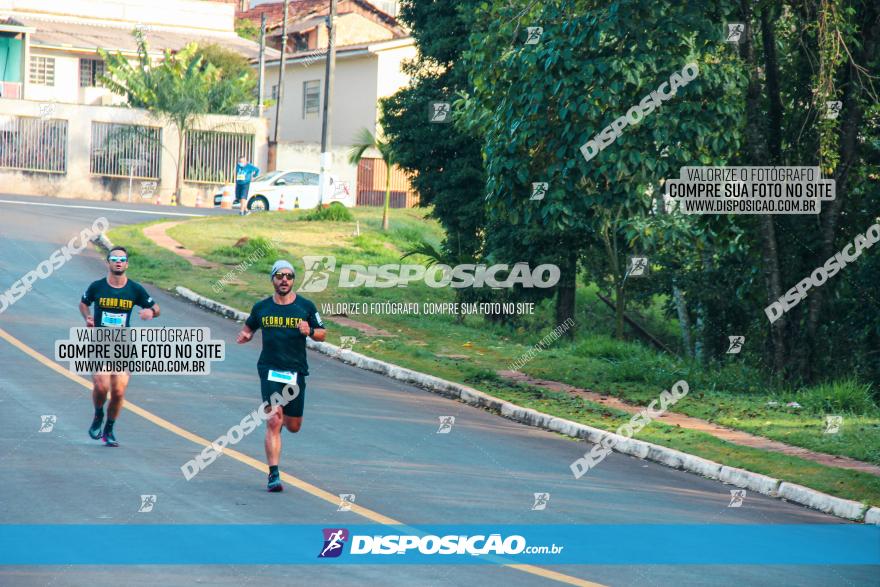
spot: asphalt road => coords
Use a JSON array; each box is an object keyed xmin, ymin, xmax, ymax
[{"xmin": 0, "ymin": 194, "xmax": 876, "ymax": 587}]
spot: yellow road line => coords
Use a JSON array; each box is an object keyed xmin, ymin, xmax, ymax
[{"xmin": 0, "ymin": 325, "xmax": 607, "ymax": 587}]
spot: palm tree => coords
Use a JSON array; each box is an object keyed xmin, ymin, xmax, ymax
[{"xmin": 348, "ymin": 127, "xmax": 395, "ymax": 231}]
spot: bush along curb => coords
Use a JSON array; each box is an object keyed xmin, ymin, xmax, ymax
[{"xmin": 174, "ymin": 285, "xmax": 877, "ymax": 524}]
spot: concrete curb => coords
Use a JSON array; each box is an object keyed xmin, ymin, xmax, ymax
[
  {"xmin": 176, "ymin": 286, "xmax": 248, "ymax": 322},
  {"xmin": 174, "ymin": 285, "xmax": 877, "ymax": 523}
]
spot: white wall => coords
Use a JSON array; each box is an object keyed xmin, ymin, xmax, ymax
[
  {"xmin": 23, "ymin": 49, "xmax": 126, "ymax": 106},
  {"xmin": 263, "ymin": 42, "xmax": 415, "ymax": 147},
  {"xmin": 375, "ymin": 43, "xmax": 416, "ymax": 100},
  {"xmin": 264, "ymin": 51, "xmax": 379, "ymax": 147},
  {"xmin": 0, "ymin": 97, "xmax": 268, "ymax": 205}
]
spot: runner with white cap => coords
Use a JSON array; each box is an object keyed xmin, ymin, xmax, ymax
[{"xmin": 236, "ymin": 259, "xmax": 326, "ymax": 492}]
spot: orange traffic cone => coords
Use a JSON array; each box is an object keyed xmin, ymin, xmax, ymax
[{"xmin": 278, "ymin": 193, "xmax": 285, "ymax": 211}]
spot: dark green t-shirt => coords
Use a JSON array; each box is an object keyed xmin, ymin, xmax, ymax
[
  {"xmin": 81, "ymin": 278, "xmax": 155, "ymax": 328},
  {"xmin": 245, "ymin": 295, "xmax": 324, "ymax": 375}
]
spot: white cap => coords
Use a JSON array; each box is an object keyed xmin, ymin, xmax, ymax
[{"xmin": 270, "ymin": 260, "xmax": 295, "ymax": 278}]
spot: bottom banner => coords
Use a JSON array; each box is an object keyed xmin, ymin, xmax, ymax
[{"xmin": 0, "ymin": 525, "xmax": 877, "ymax": 565}]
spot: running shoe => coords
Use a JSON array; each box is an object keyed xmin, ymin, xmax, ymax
[
  {"xmin": 102, "ymin": 429, "xmax": 119, "ymax": 447},
  {"xmin": 88, "ymin": 415, "xmax": 103, "ymax": 440},
  {"xmin": 267, "ymin": 471, "xmax": 283, "ymax": 492}
]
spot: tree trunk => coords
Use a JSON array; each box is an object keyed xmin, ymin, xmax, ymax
[
  {"xmin": 759, "ymin": 4, "xmax": 791, "ymax": 376},
  {"xmin": 599, "ymin": 218, "xmax": 627, "ymax": 340},
  {"xmin": 614, "ymin": 282, "xmax": 625, "ymax": 340},
  {"xmin": 554, "ymin": 251, "xmax": 577, "ymax": 336},
  {"xmin": 742, "ymin": 1, "xmax": 787, "ymax": 373},
  {"xmin": 382, "ymin": 161, "xmax": 391, "ymax": 231},
  {"xmin": 655, "ymin": 187, "xmax": 692, "ymax": 355},
  {"xmin": 175, "ymin": 124, "xmax": 186, "ymax": 207},
  {"xmin": 672, "ymin": 283, "xmax": 692, "ymax": 357},
  {"xmin": 694, "ymin": 249, "xmax": 713, "ymax": 364},
  {"xmin": 805, "ymin": 4, "xmax": 876, "ymax": 377}
]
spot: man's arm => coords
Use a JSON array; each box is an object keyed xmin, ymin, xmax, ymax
[
  {"xmin": 238, "ymin": 303, "xmax": 261, "ymax": 343},
  {"xmin": 139, "ymin": 304, "xmax": 160, "ymax": 320},
  {"xmin": 300, "ymin": 305, "xmax": 326, "ymax": 342},
  {"xmin": 136, "ymin": 285, "xmax": 159, "ymax": 320},
  {"xmin": 79, "ymin": 301, "xmax": 94, "ymax": 327},
  {"xmin": 237, "ymin": 324, "xmax": 254, "ymax": 344}
]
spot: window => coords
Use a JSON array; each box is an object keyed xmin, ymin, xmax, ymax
[
  {"xmin": 303, "ymin": 172, "xmax": 320, "ymax": 186},
  {"xmin": 277, "ymin": 172, "xmax": 305, "ymax": 185},
  {"xmin": 29, "ymin": 57, "xmax": 55, "ymax": 86},
  {"xmin": 90, "ymin": 122, "xmax": 161, "ymax": 180},
  {"xmin": 303, "ymin": 80, "xmax": 320, "ymax": 118},
  {"xmin": 80, "ymin": 59, "xmax": 105, "ymax": 87},
  {"xmin": 293, "ymin": 33, "xmax": 310, "ymax": 52},
  {"xmin": 271, "ymin": 84, "xmax": 278, "ymax": 100}
]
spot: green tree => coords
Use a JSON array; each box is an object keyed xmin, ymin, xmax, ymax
[
  {"xmin": 197, "ymin": 43, "xmax": 258, "ymax": 97},
  {"xmin": 381, "ymin": 0, "xmax": 487, "ymax": 274},
  {"xmin": 460, "ymin": 0, "xmax": 744, "ymax": 334},
  {"xmin": 348, "ymin": 127, "xmax": 396, "ymax": 231},
  {"xmin": 235, "ymin": 18, "xmax": 260, "ymax": 42},
  {"xmin": 99, "ymin": 30, "xmax": 253, "ymax": 204}
]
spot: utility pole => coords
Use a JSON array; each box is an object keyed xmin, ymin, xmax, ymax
[
  {"xmin": 269, "ymin": 0, "xmax": 290, "ymax": 171},
  {"xmin": 257, "ymin": 13, "xmax": 266, "ymax": 117},
  {"xmin": 317, "ymin": 0, "xmax": 338, "ymax": 206}
]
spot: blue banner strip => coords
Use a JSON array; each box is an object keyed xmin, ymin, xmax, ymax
[{"xmin": 0, "ymin": 525, "xmax": 877, "ymax": 565}]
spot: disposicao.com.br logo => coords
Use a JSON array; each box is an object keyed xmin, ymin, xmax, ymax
[
  {"xmin": 318, "ymin": 528, "xmax": 563, "ymax": 558},
  {"xmin": 298, "ymin": 256, "xmax": 560, "ymax": 293}
]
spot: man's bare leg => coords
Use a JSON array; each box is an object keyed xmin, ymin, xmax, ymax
[
  {"xmin": 101, "ymin": 372, "xmax": 130, "ymax": 446},
  {"xmin": 88, "ymin": 373, "xmax": 110, "ymax": 439},
  {"xmin": 264, "ymin": 409, "xmax": 302, "ymax": 492}
]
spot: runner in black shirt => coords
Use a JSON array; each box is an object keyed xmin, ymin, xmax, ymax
[
  {"xmin": 79, "ymin": 247, "xmax": 160, "ymax": 446},
  {"xmin": 237, "ymin": 259, "xmax": 325, "ymax": 492}
]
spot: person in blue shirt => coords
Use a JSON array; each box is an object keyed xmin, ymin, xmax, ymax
[{"xmin": 235, "ymin": 156, "xmax": 260, "ymax": 212}]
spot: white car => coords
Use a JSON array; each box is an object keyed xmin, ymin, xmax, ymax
[{"xmin": 213, "ymin": 170, "xmax": 354, "ymax": 211}]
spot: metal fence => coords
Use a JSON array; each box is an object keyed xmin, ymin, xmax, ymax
[
  {"xmin": 0, "ymin": 115, "xmax": 68, "ymax": 174},
  {"xmin": 184, "ymin": 130, "xmax": 254, "ymax": 184},
  {"xmin": 90, "ymin": 122, "xmax": 161, "ymax": 180},
  {"xmin": 356, "ymin": 158, "xmax": 419, "ymax": 208}
]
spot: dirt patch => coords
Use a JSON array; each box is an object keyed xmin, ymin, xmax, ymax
[{"xmin": 143, "ymin": 222, "xmax": 218, "ymax": 268}]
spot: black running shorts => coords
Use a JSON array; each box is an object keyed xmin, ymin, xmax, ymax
[{"xmin": 257, "ymin": 365, "xmax": 306, "ymax": 418}]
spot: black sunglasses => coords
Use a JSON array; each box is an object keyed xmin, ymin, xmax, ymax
[{"xmin": 274, "ymin": 272, "xmax": 295, "ymax": 281}]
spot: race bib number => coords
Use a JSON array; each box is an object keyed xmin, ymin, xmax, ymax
[
  {"xmin": 267, "ymin": 370, "xmax": 296, "ymax": 384},
  {"xmin": 236, "ymin": 172, "xmax": 246, "ymax": 181},
  {"xmin": 101, "ymin": 312, "xmax": 126, "ymax": 328}
]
